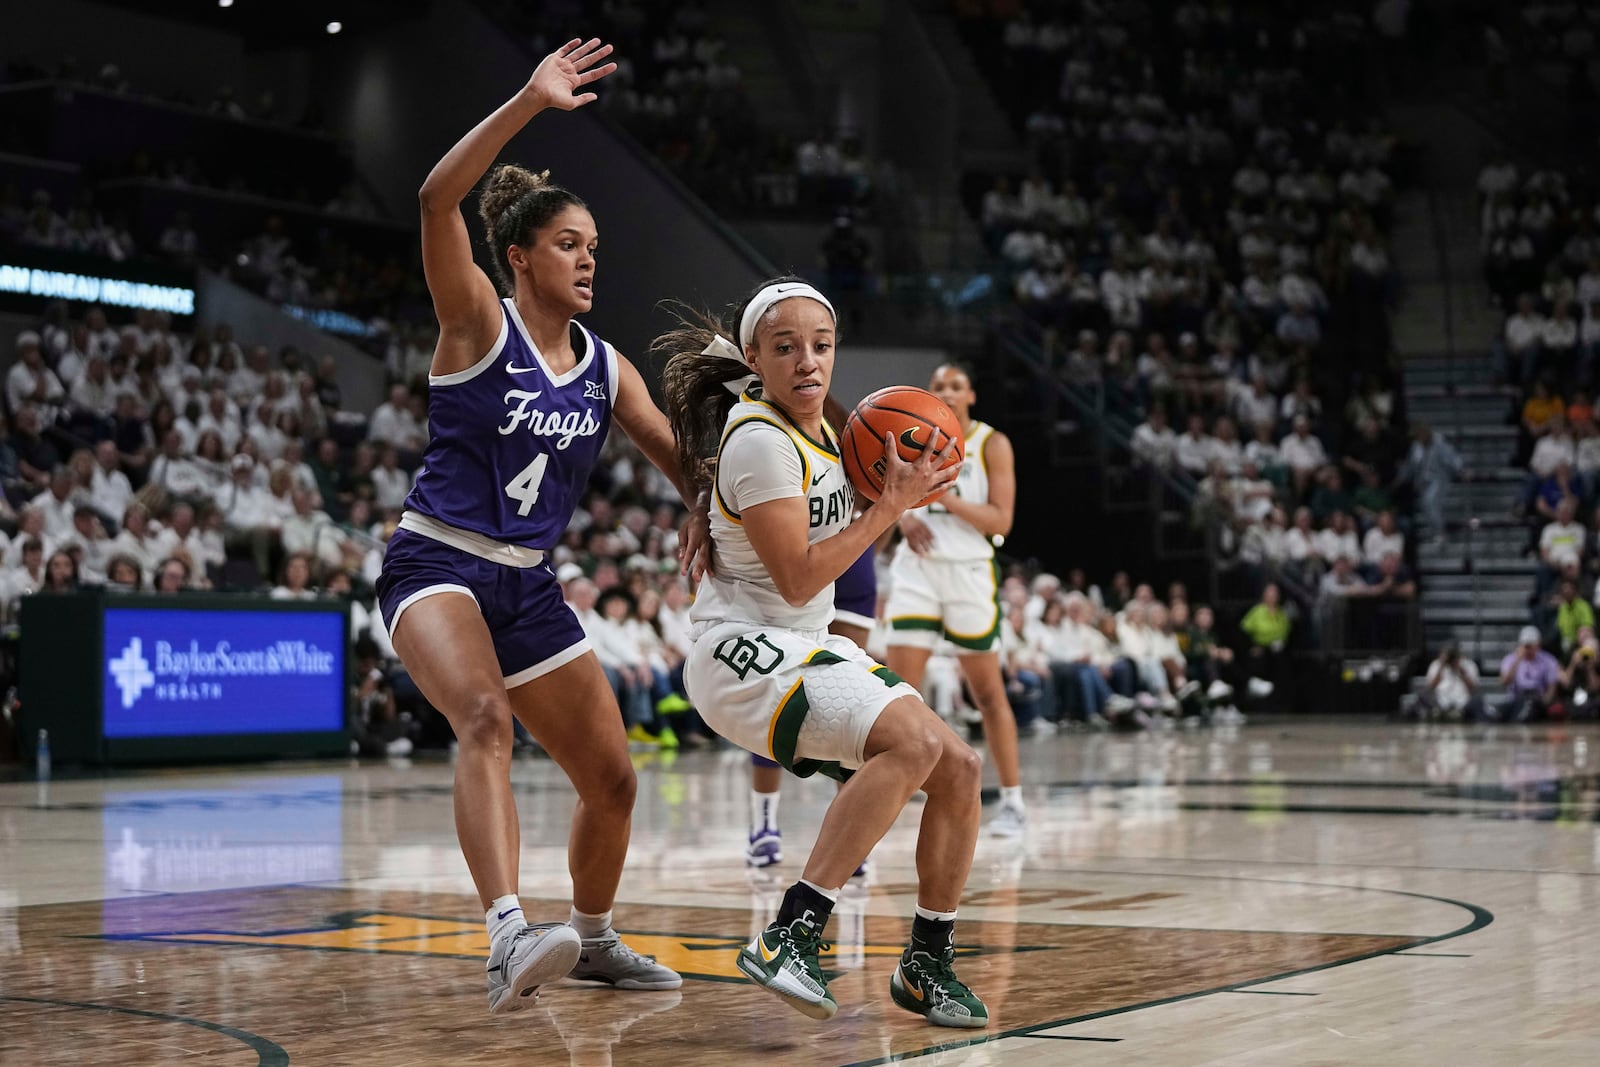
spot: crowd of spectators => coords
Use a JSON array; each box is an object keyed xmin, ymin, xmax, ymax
[
  {"xmin": 485, "ymin": 0, "xmax": 880, "ymax": 221},
  {"xmin": 1478, "ymin": 155, "xmax": 1600, "ymax": 723},
  {"xmin": 948, "ymin": 2, "xmax": 1422, "ymax": 654},
  {"xmin": 984, "ymin": 568, "xmax": 1278, "ymax": 734}
]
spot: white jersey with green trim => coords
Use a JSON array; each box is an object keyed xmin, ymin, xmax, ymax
[
  {"xmin": 906, "ymin": 420, "xmax": 996, "ymax": 562},
  {"xmin": 690, "ymin": 395, "xmax": 855, "ymax": 635}
]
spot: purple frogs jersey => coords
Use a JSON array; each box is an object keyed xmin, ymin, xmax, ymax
[{"xmin": 404, "ymin": 297, "xmax": 617, "ymax": 548}]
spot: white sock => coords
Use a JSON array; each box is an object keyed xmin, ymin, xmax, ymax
[
  {"xmin": 486, "ymin": 894, "xmax": 525, "ymax": 943},
  {"xmin": 1000, "ymin": 785, "xmax": 1024, "ymax": 809},
  {"xmin": 915, "ymin": 904, "xmax": 959, "ymax": 922},
  {"xmin": 569, "ymin": 906, "xmax": 612, "ymax": 939},
  {"xmin": 751, "ymin": 789, "xmax": 780, "ymax": 833},
  {"xmin": 799, "ymin": 877, "xmax": 841, "ymax": 903}
]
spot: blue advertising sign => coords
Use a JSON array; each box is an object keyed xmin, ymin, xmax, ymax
[{"xmin": 102, "ymin": 607, "xmax": 346, "ymax": 738}]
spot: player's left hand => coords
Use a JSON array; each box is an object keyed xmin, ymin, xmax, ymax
[{"xmin": 679, "ymin": 506, "xmax": 714, "ymax": 581}]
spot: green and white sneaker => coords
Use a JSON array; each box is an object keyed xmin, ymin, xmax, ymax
[
  {"xmin": 735, "ymin": 916, "xmax": 837, "ymax": 1020},
  {"xmin": 890, "ymin": 946, "xmax": 989, "ymax": 1028}
]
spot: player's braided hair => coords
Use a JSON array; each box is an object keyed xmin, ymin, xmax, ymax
[
  {"xmin": 652, "ymin": 274, "xmax": 813, "ymax": 496},
  {"xmin": 477, "ymin": 164, "xmax": 587, "ymax": 294}
]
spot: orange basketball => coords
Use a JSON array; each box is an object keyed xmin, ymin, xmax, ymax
[{"xmin": 839, "ymin": 386, "xmax": 964, "ymax": 507}]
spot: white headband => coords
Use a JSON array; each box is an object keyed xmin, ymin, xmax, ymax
[{"xmin": 737, "ymin": 282, "xmax": 836, "ymax": 349}]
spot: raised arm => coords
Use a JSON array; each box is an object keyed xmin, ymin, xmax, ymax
[{"xmin": 418, "ymin": 39, "xmax": 615, "ymax": 373}]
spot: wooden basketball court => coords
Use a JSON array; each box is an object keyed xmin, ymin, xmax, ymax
[{"xmin": 3, "ymin": 720, "xmax": 1596, "ymax": 1065}]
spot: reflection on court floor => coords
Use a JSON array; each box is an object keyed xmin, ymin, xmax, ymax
[{"xmin": 2, "ymin": 721, "xmax": 1599, "ymax": 1065}]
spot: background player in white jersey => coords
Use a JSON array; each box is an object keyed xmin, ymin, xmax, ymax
[
  {"xmin": 884, "ymin": 364, "xmax": 1026, "ymax": 837},
  {"xmin": 655, "ymin": 278, "xmax": 990, "ymax": 1028},
  {"xmin": 380, "ymin": 40, "xmax": 711, "ymax": 1015}
]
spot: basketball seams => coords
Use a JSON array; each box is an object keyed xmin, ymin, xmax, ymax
[{"xmin": 838, "ymin": 386, "xmax": 964, "ymax": 507}]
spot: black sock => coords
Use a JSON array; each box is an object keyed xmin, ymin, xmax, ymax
[
  {"xmin": 910, "ymin": 914, "xmax": 955, "ymax": 954},
  {"xmin": 777, "ymin": 882, "xmax": 834, "ymax": 933}
]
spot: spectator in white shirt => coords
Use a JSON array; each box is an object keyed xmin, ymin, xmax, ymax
[
  {"xmin": 68, "ymin": 355, "xmax": 117, "ymax": 420},
  {"xmin": 1232, "ymin": 375, "xmax": 1278, "ymax": 435},
  {"xmin": 222, "ymin": 455, "xmax": 279, "ymax": 529},
  {"xmin": 1543, "ymin": 299, "xmax": 1579, "ymax": 366},
  {"xmin": 109, "ymin": 502, "xmax": 160, "ymax": 582},
  {"xmin": 1501, "ymin": 293, "xmax": 1546, "ymax": 386},
  {"xmin": 368, "ymin": 384, "xmax": 425, "ymax": 452},
  {"xmin": 150, "ymin": 502, "xmax": 221, "ymax": 579},
  {"xmin": 89, "ymin": 440, "xmax": 132, "ymax": 521},
  {"xmin": 1540, "ymin": 497, "xmax": 1586, "ymax": 579},
  {"xmin": 1131, "ymin": 406, "xmax": 1178, "ymax": 468},
  {"xmin": 198, "ymin": 388, "xmax": 243, "ymax": 452},
  {"xmin": 230, "ymin": 345, "xmax": 270, "ymax": 403},
  {"xmin": 29, "ymin": 468, "xmax": 80, "ymax": 541},
  {"xmin": 1362, "ymin": 510, "xmax": 1405, "ymax": 565},
  {"xmin": 1315, "ymin": 510, "xmax": 1362, "ymax": 566},
  {"xmin": 7, "ymin": 333, "xmax": 65, "ymax": 423},
  {"xmin": 1529, "ymin": 415, "xmax": 1576, "ymax": 478},
  {"xmin": 1175, "ymin": 413, "xmax": 1215, "ymax": 475},
  {"xmin": 1209, "ymin": 416, "xmax": 1246, "ymax": 475},
  {"xmin": 281, "ymin": 488, "xmax": 345, "ymax": 570},
  {"xmin": 1280, "ymin": 415, "xmax": 1330, "ymax": 495},
  {"xmin": 246, "ymin": 402, "xmax": 288, "ymax": 463},
  {"xmin": 371, "ymin": 445, "xmax": 413, "ymax": 512}
]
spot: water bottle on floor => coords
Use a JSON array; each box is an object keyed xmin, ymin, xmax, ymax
[{"xmin": 35, "ymin": 729, "xmax": 50, "ymax": 781}]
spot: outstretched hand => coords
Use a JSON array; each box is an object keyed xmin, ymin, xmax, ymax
[{"xmin": 527, "ymin": 38, "xmax": 618, "ymax": 111}]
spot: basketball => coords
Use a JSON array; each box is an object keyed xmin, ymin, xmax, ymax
[{"xmin": 839, "ymin": 386, "xmax": 964, "ymax": 507}]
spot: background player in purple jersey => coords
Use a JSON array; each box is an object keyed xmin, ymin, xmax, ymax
[{"xmin": 378, "ymin": 39, "xmax": 711, "ymax": 1015}]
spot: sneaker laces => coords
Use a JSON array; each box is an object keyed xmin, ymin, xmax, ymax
[
  {"xmin": 589, "ymin": 935, "xmax": 661, "ymax": 967},
  {"xmin": 909, "ymin": 945, "xmax": 970, "ymax": 1005},
  {"xmin": 780, "ymin": 921, "xmax": 831, "ymax": 977}
]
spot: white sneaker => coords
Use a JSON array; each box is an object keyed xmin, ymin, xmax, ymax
[
  {"xmin": 384, "ymin": 736, "xmax": 413, "ymax": 757},
  {"xmin": 1105, "ymin": 694, "xmax": 1136, "ymax": 714},
  {"xmin": 988, "ymin": 802, "xmax": 1027, "ymax": 838},
  {"xmin": 486, "ymin": 922, "xmax": 583, "ymax": 1014},
  {"xmin": 1206, "ymin": 680, "xmax": 1234, "ymax": 701},
  {"xmin": 1247, "ymin": 677, "xmax": 1275, "ymax": 699}
]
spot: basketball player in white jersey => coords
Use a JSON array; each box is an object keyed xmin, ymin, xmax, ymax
[
  {"xmin": 884, "ymin": 364, "xmax": 1026, "ymax": 837},
  {"xmin": 656, "ymin": 278, "xmax": 990, "ymax": 1028}
]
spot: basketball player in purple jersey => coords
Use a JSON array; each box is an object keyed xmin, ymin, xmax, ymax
[{"xmin": 375, "ymin": 39, "xmax": 707, "ymax": 1014}]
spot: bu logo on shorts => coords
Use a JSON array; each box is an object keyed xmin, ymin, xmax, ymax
[{"xmin": 714, "ymin": 634, "xmax": 784, "ymax": 680}]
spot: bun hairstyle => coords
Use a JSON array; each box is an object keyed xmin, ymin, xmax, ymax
[
  {"xmin": 477, "ymin": 164, "xmax": 588, "ymax": 293},
  {"xmin": 652, "ymin": 274, "xmax": 814, "ymax": 495}
]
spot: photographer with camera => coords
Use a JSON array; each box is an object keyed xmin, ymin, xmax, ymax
[
  {"xmin": 1497, "ymin": 627, "xmax": 1563, "ymax": 723},
  {"xmin": 1420, "ymin": 643, "xmax": 1482, "ymax": 721},
  {"xmin": 1560, "ymin": 624, "xmax": 1600, "ymax": 716}
]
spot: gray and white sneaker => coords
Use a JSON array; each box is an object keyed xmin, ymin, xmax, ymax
[
  {"xmin": 487, "ymin": 921, "xmax": 583, "ymax": 1014},
  {"xmin": 987, "ymin": 802, "xmax": 1027, "ymax": 838},
  {"xmin": 569, "ymin": 934, "xmax": 683, "ymax": 990}
]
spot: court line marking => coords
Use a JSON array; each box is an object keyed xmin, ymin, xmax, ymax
[
  {"xmin": 1225, "ymin": 989, "xmax": 1318, "ymax": 996},
  {"xmin": 0, "ymin": 994, "xmax": 289, "ymax": 1066},
  {"xmin": 1392, "ymin": 952, "xmax": 1473, "ymax": 957},
  {"xmin": 837, "ymin": 875, "xmax": 1493, "ymax": 1067},
  {"xmin": 1022, "ymin": 1034, "xmax": 1123, "ymax": 1042}
]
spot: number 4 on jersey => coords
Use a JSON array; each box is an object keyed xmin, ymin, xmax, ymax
[{"xmin": 504, "ymin": 453, "xmax": 550, "ymax": 517}]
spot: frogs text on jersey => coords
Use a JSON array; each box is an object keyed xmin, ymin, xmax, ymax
[{"xmin": 497, "ymin": 388, "xmax": 604, "ymax": 449}]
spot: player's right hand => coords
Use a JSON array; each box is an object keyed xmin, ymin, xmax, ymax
[{"xmin": 878, "ymin": 430, "xmax": 958, "ymax": 517}]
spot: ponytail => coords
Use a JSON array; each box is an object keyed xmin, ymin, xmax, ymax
[{"xmin": 651, "ymin": 303, "xmax": 746, "ymax": 495}]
